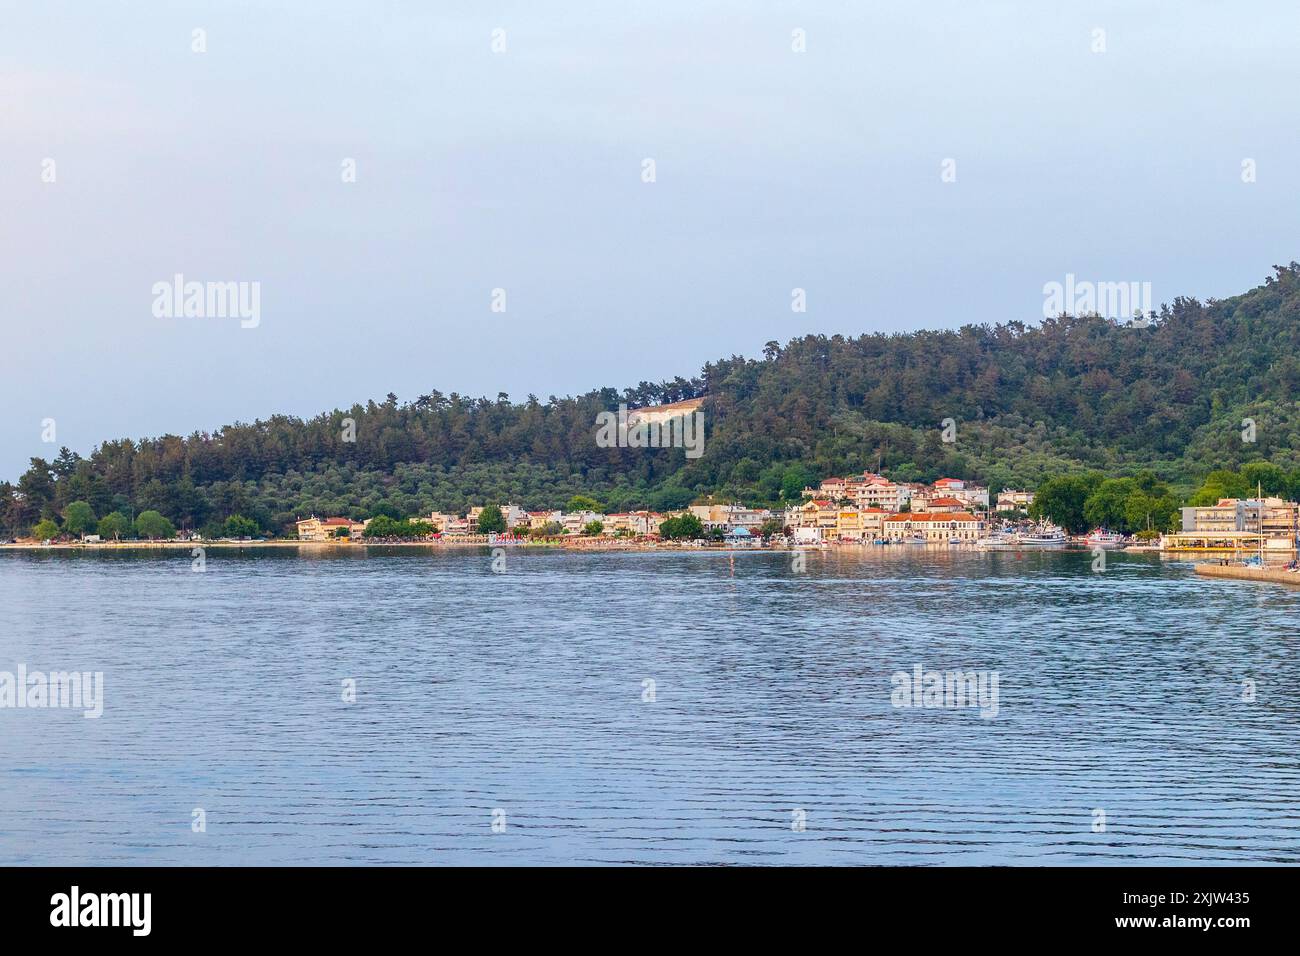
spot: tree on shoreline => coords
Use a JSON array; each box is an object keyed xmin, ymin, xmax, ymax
[
  {"xmin": 63, "ymin": 501, "xmax": 95, "ymax": 537},
  {"xmin": 135, "ymin": 510, "xmax": 176, "ymax": 540},
  {"xmin": 658, "ymin": 513, "xmax": 704, "ymax": 540},
  {"xmin": 97, "ymin": 512, "xmax": 132, "ymax": 540},
  {"xmin": 476, "ymin": 505, "xmax": 506, "ymax": 534}
]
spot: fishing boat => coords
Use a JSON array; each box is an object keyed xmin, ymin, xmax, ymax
[
  {"xmin": 1017, "ymin": 523, "xmax": 1067, "ymax": 547},
  {"xmin": 975, "ymin": 530, "xmax": 1016, "ymax": 549},
  {"xmin": 1082, "ymin": 528, "xmax": 1127, "ymax": 548}
]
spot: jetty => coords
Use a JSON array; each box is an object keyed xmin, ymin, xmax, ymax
[{"xmin": 1194, "ymin": 563, "xmax": 1300, "ymax": 587}]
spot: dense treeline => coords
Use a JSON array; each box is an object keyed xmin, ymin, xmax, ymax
[{"xmin": 7, "ymin": 264, "xmax": 1300, "ymax": 537}]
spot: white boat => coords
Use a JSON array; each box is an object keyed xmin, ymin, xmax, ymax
[
  {"xmin": 1082, "ymin": 528, "xmax": 1127, "ymax": 548},
  {"xmin": 1017, "ymin": 524, "xmax": 1067, "ymax": 547},
  {"xmin": 976, "ymin": 531, "xmax": 1016, "ymax": 549}
]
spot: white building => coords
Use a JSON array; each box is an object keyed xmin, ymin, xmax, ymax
[{"xmin": 996, "ymin": 490, "xmax": 1035, "ymax": 511}]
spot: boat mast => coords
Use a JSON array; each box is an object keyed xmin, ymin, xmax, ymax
[{"xmin": 1259, "ymin": 481, "xmax": 1264, "ymax": 565}]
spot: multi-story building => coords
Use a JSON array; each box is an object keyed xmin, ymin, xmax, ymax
[
  {"xmin": 1164, "ymin": 497, "xmax": 1300, "ymax": 551},
  {"xmin": 527, "ymin": 510, "xmax": 562, "ymax": 530},
  {"xmin": 429, "ymin": 512, "xmax": 470, "ymax": 535},
  {"xmin": 815, "ymin": 477, "xmax": 848, "ymax": 499},
  {"xmin": 857, "ymin": 507, "xmax": 887, "ymax": 538},
  {"xmin": 562, "ymin": 510, "xmax": 603, "ymax": 534},
  {"xmin": 910, "ymin": 495, "xmax": 966, "ymax": 514},
  {"xmin": 856, "ymin": 476, "xmax": 909, "ymax": 512},
  {"xmin": 296, "ymin": 516, "xmax": 370, "ymax": 541},
  {"xmin": 882, "ymin": 512, "xmax": 984, "ymax": 543},
  {"xmin": 996, "ymin": 490, "xmax": 1035, "ymax": 511},
  {"xmin": 930, "ymin": 478, "xmax": 989, "ymax": 509},
  {"xmin": 464, "ymin": 504, "xmax": 528, "ymax": 530},
  {"xmin": 835, "ymin": 507, "xmax": 864, "ymax": 541},
  {"xmin": 601, "ymin": 513, "xmax": 633, "ymax": 534},
  {"xmin": 629, "ymin": 511, "xmax": 666, "ymax": 536},
  {"xmin": 688, "ymin": 504, "xmax": 769, "ymax": 531}
]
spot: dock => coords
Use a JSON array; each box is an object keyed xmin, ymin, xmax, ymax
[{"xmin": 1194, "ymin": 563, "xmax": 1300, "ymax": 587}]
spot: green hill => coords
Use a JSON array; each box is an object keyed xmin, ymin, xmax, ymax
[{"xmin": 7, "ymin": 263, "xmax": 1300, "ymax": 537}]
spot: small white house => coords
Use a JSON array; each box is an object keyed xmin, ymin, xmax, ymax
[{"xmin": 792, "ymin": 527, "xmax": 823, "ymax": 545}]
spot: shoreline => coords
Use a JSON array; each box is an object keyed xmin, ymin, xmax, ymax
[{"xmin": 1, "ymin": 539, "xmax": 1168, "ymax": 556}]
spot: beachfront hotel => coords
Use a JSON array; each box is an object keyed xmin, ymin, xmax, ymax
[
  {"xmin": 1162, "ymin": 497, "xmax": 1300, "ymax": 552},
  {"xmin": 296, "ymin": 516, "xmax": 371, "ymax": 540}
]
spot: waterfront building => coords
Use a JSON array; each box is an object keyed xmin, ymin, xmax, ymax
[
  {"xmin": 1164, "ymin": 497, "xmax": 1300, "ymax": 551},
  {"xmin": 687, "ymin": 503, "xmax": 767, "ymax": 531},
  {"xmin": 296, "ymin": 516, "xmax": 370, "ymax": 541},
  {"xmin": 601, "ymin": 513, "xmax": 633, "ymax": 534},
  {"xmin": 562, "ymin": 510, "xmax": 603, "ymax": 534},
  {"xmin": 432, "ymin": 513, "xmax": 470, "ymax": 535},
  {"xmin": 628, "ymin": 511, "xmax": 666, "ymax": 535},
  {"xmin": 724, "ymin": 527, "xmax": 761, "ymax": 548},
  {"xmin": 835, "ymin": 507, "xmax": 865, "ymax": 541},
  {"xmin": 882, "ymin": 512, "xmax": 984, "ymax": 542},
  {"xmin": 527, "ymin": 510, "xmax": 562, "ymax": 530},
  {"xmin": 501, "ymin": 504, "xmax": 529, "ymax": 529}
]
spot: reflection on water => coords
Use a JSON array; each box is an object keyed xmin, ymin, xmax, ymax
[{"xmin": 1, "ymin": 546, "xmax": 1297, "ymax": 865}]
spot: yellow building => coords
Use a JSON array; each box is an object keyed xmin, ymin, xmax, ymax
[
  {"xmin": 296, "ymin": 517, "xmax": 369, "ymax": 541},
  {"xmin": 835, "ymin": 507, "xmax": 864, "ymax": 540}
]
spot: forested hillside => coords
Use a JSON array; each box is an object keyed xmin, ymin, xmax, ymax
[{"xmin": 7, "ymin": 264, "xmax": 1300, "ymax": 537}]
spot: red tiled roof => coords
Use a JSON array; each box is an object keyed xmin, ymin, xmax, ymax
[{"xmin": 885, "ymin": 512, "xmax": 977, "ymax": 522}]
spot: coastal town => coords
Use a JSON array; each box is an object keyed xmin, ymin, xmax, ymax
[
  {"xmin": 280, "ymin": 472, "xmax": 1300, "ymax": 557},
  {"xmin": 14, "ymin": 466, "xmax": 1300, "ymax": 563},
  {"xmin": 285, "ymin": 473, "xmax": 1018, "ymax": 547}
]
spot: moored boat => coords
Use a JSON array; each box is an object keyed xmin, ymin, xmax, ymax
[
  {"xmin": 1082, "ymin": 527, "xmax": 1127, "ymax": 548},
  {"xmin": 1017, "ymin": 523, "xmax": 1067, "ymax": 547}
]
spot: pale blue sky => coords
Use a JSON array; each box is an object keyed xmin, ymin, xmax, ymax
[{"xmin": 3, "ymin": 1, "xmax": 1299, "ymax": 478}]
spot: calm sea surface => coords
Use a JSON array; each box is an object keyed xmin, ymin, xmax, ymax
[{"xmin": 1, "ymin": 546, "xmax": 1297, "ymax": 866}]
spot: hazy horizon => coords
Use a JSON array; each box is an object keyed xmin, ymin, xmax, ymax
[{"xmin": 4, "ymin": 1, "xmax": 1299, "ymax": 479}]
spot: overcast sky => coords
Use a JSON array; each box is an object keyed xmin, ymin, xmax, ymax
[{"xmin": 2, "ymin": 1, "xmax": 1299, "ymax": 479}]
